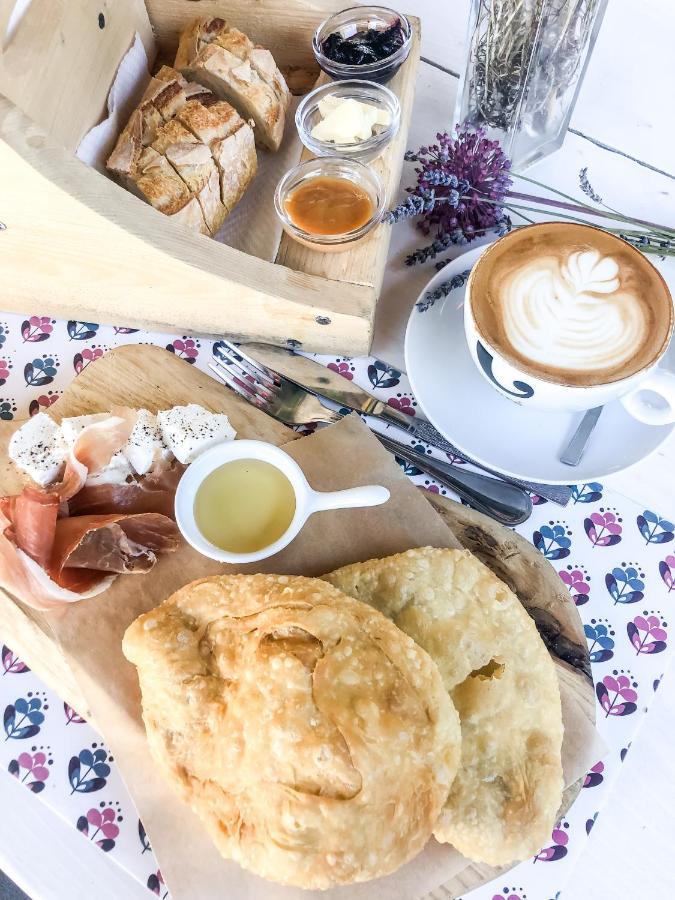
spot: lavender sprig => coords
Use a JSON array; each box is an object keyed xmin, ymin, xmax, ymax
[
  {"xmin": 388, "ymin": 123, "xmax": 675, "ymax": 265},
  {"xmin": 579, "ymin": 167, "xmax": 603, "ymax": 204}
]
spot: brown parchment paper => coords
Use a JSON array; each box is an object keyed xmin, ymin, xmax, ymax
[{"xmin": 38, "ymin": 416, "xmax": 600, "ymax": 900}]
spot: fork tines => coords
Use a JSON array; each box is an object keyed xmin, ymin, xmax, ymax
[
  {"xmin": 208, "ymin": 360, "xmax": 267, "ymax": 409},
  {"xmin": 213, "ymin": 339, "xmax": 280, "ymax": 389}
]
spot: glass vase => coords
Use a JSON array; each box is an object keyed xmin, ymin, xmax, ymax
[{"xmin": 455, "ymin": 0, "xmax": 609, "ymax": 169}]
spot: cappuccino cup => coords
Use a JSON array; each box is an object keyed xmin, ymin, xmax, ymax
[{"xmin": 464, "ymin": 222, "xmax": 675, "ymax": 424}]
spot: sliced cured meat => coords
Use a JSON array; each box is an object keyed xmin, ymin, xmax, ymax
[
  {"xmin": 0, "ymin": 501, "xmax": 179, "ymax": 609},
  {"xmin": 52, "ymin": 410, "xmax": 137, "ymax": 502},
  {"xmin": 69, "ymin": 461, "xmax": 185, "ymax": 519},
  {"xmin": 0, "ymin": 507, "xmax": 116, "ymax": 612},
  {"xmin": 11, "ymin": 487, "xmax": 60, "ymax": 568},
  {"xmin": 61, "ymin": 523, "xmax": 156, "ymax": 575},
  {"xmin": 49, "ymin": 513, "xmax": 180, "ymax": 580}
]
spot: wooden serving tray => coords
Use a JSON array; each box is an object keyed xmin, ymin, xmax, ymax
[
  {"xmin": 0, "ymin": 0, "xmax": 420, "ymax": 356},
  {"xmin": 0, "ymin": 346, "xmax": 593, "ymax": 898}
]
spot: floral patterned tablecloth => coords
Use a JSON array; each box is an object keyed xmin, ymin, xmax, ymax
[{"xmin": 1, "ymin": 311, "xmax": 674, "ymax": 900}]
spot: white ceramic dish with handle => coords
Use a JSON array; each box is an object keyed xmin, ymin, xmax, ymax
[{"xmin": 175, "ymin": 439, "xmax": 390, "ymax": 563}]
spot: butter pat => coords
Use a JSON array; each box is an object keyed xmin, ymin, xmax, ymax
[
  {"xmin": 157, "ymin": 404, "xmax": 236, "ymax": 464},
  {"xmin": 8, "ymin": 413, "xmax": 67, "ymax": 487},
  {"xmin": 311, "ymin": 97, "xmax": 391, "ymax": 144}
]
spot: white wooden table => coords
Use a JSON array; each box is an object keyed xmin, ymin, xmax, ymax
[{"xmin": 2, "ymin": 1, "xmax": 674, "ymax": 898}]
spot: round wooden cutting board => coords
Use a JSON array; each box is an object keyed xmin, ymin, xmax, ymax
[{"xmin": 0, "ymin": 345, "xmax": 594, "ymax": 900}]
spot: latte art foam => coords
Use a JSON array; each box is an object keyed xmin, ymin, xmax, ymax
[
  {"xmin": 470, "ymin": 224, "xmax": 673, "ymax": 387},
  {"xmin": 501, "ymin": 250, "xmax": 645, "ymax": 372}
]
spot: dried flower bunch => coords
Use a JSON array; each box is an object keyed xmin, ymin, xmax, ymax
[
  {"xmin": 466, "ymin": 0, "xmax": 603, "ymax": 134},
  {"xmin": 387, "ymin": 124, "xmax": 675, "ymax": 269}
]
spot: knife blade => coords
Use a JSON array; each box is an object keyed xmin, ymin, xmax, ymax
[{"xmin": 243, "ymin": 343, "xmax": 572, "ymax": 506}]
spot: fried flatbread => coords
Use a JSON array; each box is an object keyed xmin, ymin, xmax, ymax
[
  {"xmin": 325, "ymin": 547, "xmax": 564, "ymax": 866},
  {"xmin": 123, "ymin": 573, "xmax": 461, "ymax": 888}
]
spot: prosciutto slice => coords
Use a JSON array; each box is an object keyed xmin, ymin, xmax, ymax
[
  {"xmin": 0, "ymin": 408, "xmax": 183, "ymax": 611},
  {"xmin": 69, "ymin": 460, "xmax": 185, "ymax": 519},
  {"xmin": 0, "ymin": 496, "xmax": 180, "ymax": 609},
  {"xmin": 52, "ymin": 410, "xmax": 137, "ymax": 501},
  {"xmin": 0, "ymin": 506, "xmax": 116, "ymax": 611},
  {"xmin": 49, "ymin": 514, "xmax": 180, "ymax": 578},
  {"xmin": 9, "ymin": 487, "xmax": 60, "ymax": 568}
]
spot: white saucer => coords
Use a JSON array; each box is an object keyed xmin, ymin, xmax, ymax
[{"xmin": 404, "ymin": 246, "xmax": 675, "ymax": 485}]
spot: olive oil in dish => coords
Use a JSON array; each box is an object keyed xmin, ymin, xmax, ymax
[{"xmin": 194, "ymin": 459, "xmax": 296, "ymax": 554}]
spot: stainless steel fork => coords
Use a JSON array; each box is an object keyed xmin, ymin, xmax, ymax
[
  {"xmin": 208, "ymin": 340, "xmax": 532, "ymax": 525},
  {"xmin": 209, "ymin": 343, "xmax": 344, "ymax": 427}
]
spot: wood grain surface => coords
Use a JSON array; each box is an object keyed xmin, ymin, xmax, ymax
[
  {"xmin": 0, "ymin": 345, "xmax": 593, "ymax": 898},
  {"xmin": 0, "ymin": 0, "xmax": 420, "ymax": 356},
  {"xmin": 0, "ymin": 0, "xmax": 155, "ymax": 153},
  {"xmin": 0, "ymin": 345, "xmax": 296, "ymax": 716}
]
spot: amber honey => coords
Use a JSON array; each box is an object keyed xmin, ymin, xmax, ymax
[
  {"xmin": 194, "ymin": 459, "xmax": 296, "ymax": 553},
  {"xmin": 284, "ymin": 176, "xmax": 375, "ymax": 236}
]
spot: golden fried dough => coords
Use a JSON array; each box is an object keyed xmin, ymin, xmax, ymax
[
  {"xmin": 123, "ymin": 574, "xmax": 461, "ymax": 888},
  {"xmin": 325, "ymin": 547, "xmax": 564, "ymax": 866}
]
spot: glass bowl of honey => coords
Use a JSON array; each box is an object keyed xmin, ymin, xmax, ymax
[
  {"xmin": 274, "ymin": 157, "xmax": 385, "ymax": 253},
  {"xmin": 296, "ymin": 80, "xmax": 400, "ymax": 163}
]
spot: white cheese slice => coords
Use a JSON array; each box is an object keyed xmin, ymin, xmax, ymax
[
  {"xmin": 8, "ymin": 412, "xmax": 67, "ymax": 487},
  {"xmin": 59, "ymin": 413, "xmax": 110, "ymax": 447},
  {"xmin": 122, "ymin": 408, "xmax": 172, "ymax": 476},
  {"xmin": 60, "ymin": 413, "xmax": 134, "ymax": 486},
  {"xmin": 157, "ymin": 404, "xmax": 236, "ymax": 464}
]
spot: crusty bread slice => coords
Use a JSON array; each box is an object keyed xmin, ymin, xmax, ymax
[
  {"xmin": 119, "ymin": 145, "xmax": 210, "ymax": 235},
  {"xmin": 176, "ymin": 18, "xmax": 290, "ymax": 110},
  {"xmin": 106, "ymin": 109, "xmax": 144, "ymax": 180},
  {"xmin": 133, "ymin": 147, "xmax": 192, "ymax": 215},
  {"xmin": 211, "ymin": 121, "xmax": 257, "ymax": 214},
  {"xmin": 176, "ymin": 96, "xmax": 256, "ymax": 214},
  {"xmin": 144, "ymin": 76, "xmax": 187, "ymax": 123},
  {"xmin": 175, "ymin": 97, "xmax": 243, "ymax": 145},
  {"xmin": 154, "ymin": 121, "xmax": 228, "ymax": 233},
  {"xmin": 209, "ymin": 22, "xmax": 290, "ymax": 110},
  {"xmin": 178, "ymin": 44, "xmax": 284, "ymax": 151},
  {"xmin": 107, "ymin": 58, "xmax": 257, "ymax": 235},
  {"xmin": 196, "ymin": 166, "xmax": 228, "ymax": 235},
  {"xmin": 169, "ymin": 197, "xmax": 210, "ymax": 235},
  {"xmin": 175, "ymin": 18, "xmax": 287, "ymax": 151}
]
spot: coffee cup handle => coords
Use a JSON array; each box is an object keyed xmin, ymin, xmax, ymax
[{"xmin": 621, "ymin": 370, "xmax": 675, "ymax": 426}]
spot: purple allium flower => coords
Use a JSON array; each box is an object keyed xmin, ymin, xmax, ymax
[
  {"xmin": 388, "ymin": 124, "xmax": 512, "ymax": 264},
  {"xmin": 390, "ymin": 123, "xmax": 675, "ymax": 265}
]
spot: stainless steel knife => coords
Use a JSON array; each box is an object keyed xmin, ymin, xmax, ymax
[
  {"xmin": 374, "ymin": 433, "xmax": 532, "ymax": 525},
  {"xmin": 244, "ymin": 343, "xmax": 572, "ymax": 506}
]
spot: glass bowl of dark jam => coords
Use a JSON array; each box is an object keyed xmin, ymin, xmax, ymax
[{"xmin": 312, "ymin": 6, "xmax": 413, "ymax": 84}]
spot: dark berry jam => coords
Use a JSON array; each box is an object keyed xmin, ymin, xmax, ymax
[{"xmin": 319, "ymin": 19, "xmax": 407, "ymax": 82}]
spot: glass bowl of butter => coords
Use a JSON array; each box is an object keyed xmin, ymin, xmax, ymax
[{"xmin": 295, "ymin": 79, "xmax": 400, "ymax": 163}]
